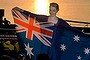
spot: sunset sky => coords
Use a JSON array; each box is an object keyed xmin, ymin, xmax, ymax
[{"xmin": 0, "ymin": 0, "xmax": 90, "ymax": 26}]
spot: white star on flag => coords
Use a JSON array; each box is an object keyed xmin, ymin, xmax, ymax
[
  {"xmin": 77, "ymin": 56, "xmax": 81, "ymax": 60},
  {"xmin": 24, "ymin": 43, "xmax": 34, "ymax": 59},
  {"xmin": 84, "ymin": 48, "xmax": 90, "ymax": 54},
  {"xmin": 73, "ymin": 35, "xmax": 80, "ymax": 42},
  {"xmin": 60, "ymin": 44, "xmax": 66, "ymax": 51}
]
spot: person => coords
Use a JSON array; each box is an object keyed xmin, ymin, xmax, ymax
[
  {"xmin": 0, "ymin": 55, "xmax": 12, "ymax": 60},
  {"xmin": 3, "ymin": 18, "xmax": 11, "ymax": 25},
  {"xmin": 48, "ymin": 2, "xmax": 59, "ymax": 24},
  {"xmin": 48, "ymin": 2, "xmax": 71, "ymax": 28},
  {"xmin": 13, "ymin": 2, "xmax": 70, "ymax": 27},
  {"xmin": 13, "ymin": 2, "xmax": 71, "ymax": 60}
]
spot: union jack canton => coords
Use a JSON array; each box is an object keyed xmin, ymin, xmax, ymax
[{"xmin": 12, "ymin": 7, "xmax": 55, "ymax": 60}]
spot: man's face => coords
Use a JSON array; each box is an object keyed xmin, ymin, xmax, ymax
[{"xmin": 49, "ymin": 6, "xmax": 58, "ymax": 16}]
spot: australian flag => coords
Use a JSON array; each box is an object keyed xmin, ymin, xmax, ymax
[
  {"xmin": 12, "ymin": 7, "xmax": 90, "ymax": 60},
  {"xmin": 52, "ymin": 24, "xmax": 90, "ymax": 60},
  {"xmin": 12, "ymin": 7, "xmax": 55, "ymax": 60}
]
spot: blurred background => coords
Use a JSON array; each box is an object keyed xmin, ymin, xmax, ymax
[{"xmin": 0, "ymin": 0, "xmax": 90, "ymax": 27}]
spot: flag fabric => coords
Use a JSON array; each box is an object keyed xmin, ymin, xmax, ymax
[
  {"xmin": 12, "ymin": 7, "xmax": 55, "ymax": 60},
  {"xmin": 52, "ymin": 24, "xmax": 90, "ymax": 60},
  {"xmin": 11, "ymin": 7, "xmax": 90, "ymax": 60}
]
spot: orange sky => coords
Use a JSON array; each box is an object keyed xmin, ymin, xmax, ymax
[{"xmin": 0, "ymin": 0, "xmax": 90, "ymax": 27}]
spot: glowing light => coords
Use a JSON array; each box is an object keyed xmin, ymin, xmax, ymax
[{"xmin": 35, "ymin": 0, "xmax": 49, "ymax": 15}]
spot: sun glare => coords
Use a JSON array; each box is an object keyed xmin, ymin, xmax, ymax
[{"xmin": 35, "ymin": 0, "xmax": 49, "ymax": 15}]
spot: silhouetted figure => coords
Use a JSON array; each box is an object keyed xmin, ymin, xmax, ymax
[
  {"xmin": 0, "ymin": 9, "xmax": 4, "ymax": 25},
  {"xmin": 3, "ymin": 18, "xmax": 11, "ymax": 25},
  {"xmin": 0, "ymin": 55, "xmax": 12, "ymax": 60},
  {"xmin": 37, "ymin": 53, "xmax": 51, "ymax": 60}
]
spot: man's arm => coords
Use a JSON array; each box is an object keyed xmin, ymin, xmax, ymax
[
  {"xmin": 12, "ymin": 7, "xmax": 48, "ymax": 22},
  {"xmin": 12, "ymin": 7, "xmax": 36, "ymax": 16}
]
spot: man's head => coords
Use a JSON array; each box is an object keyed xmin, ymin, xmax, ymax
[{"xmin": 49, "ymin": 2, "xmax": 59, "ymax": 16}]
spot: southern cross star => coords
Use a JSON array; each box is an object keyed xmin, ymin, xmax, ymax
[
  {"xmin": 77, "ymin": 56, "xmax": 82, "ymax": 60},
  {"xmin": 84, "ymin": 48, "xmax": 90, "ymax": 54},
  {"xmin": 60, "ymin": 44, "xmax": 66, "ymax": 51},
  {"xmin": 73, "ymin": 35, "xmax": 80, "ymax": 42},
  {"xmin": 24, "ymin": 43, "xmax": 34, "ymax": 59}
]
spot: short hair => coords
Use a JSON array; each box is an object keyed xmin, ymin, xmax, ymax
[
  {"xmin": 0, "ymin": 55, "xmax": 12, "ymax": 60},
  {"xmin": 49, "ymin": 2, "xmax": 59, "ymax": 11}
]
